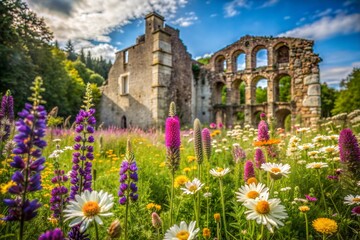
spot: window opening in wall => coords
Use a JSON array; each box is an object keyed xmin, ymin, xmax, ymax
[
  {"xmin": 278, "ymin": 76, "xmax": 291, "ymax": 102},
  {"xmin": 256, "ymin": 49, "xmax": 268, "ymax": 68},
  {"xmin": 255, "ymin": 78, "xmax": 268, "ymax": 103},
  {"xmin": 236, "ymin": 54, "xmax": 246, "ymax": 71},
  {"xmin": 121, "ymin": 116, "xmax": 127, "ymax": 129},
  {"xmin": 239, "ymin": 82, "xmax": 246, "ymax": 104},
  {"xmin": 124, "ymin": 50, "xmax": 129, "ymax": 64},
  {"xmin": 121, "ymin": 75, "xmax": 129, "ymax": 95}
]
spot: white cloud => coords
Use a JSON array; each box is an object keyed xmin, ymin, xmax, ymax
[
  {"xmin": 279, "ymin": 13, "xmax": 360, "ymax": 40},
  {"xmin": 259, "ymin": 0, "xmax": 279, "ymax": 8},
  {"xmin": 83, "ymin": 44, "xmax": 119, "ymax": 62},
  {"xmin": 313, "ymin": 8, "xmax": 332, "ymax": 19},
  {"xmin": 284, "ymin": 16, "xmax": 291, "ymax": 20},
  {"xmin": 224, "ymin": 0, "xmax": 250, "ymax": 18},
  {"xmin": 210, "ymin": 13, "xmax": 218, "ymax": 18},
  {"xmin": 171, "ymin": 12, "xmax": 198, "ymax": 27},
  {"xmin": 195, "ymin": 52, "xmax": 213, "ymax": 60},
  {"xmin": 321, "ymin": 62, "xmax": 360, "ymax": 85},
  {"xmin": 27, "ymin": 0, "xmax": 189, "ymax": 45}
]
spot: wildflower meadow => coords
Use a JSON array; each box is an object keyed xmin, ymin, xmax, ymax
[{"xmin": 1, "ymin": 79, "xmax": 360, "ymax": 240}]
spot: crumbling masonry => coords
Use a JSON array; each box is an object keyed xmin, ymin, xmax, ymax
[{"xmin": 100, "ymin": 13, "xmax": 321, "ymax": 129}]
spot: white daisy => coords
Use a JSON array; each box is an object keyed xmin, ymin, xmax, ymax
[
  {"xmin": 164, "ymin": 221, "xmax": 199, "ymax": 240},
  {"xmin": 261, "ymin": 163, "xmax": 291, "ymax": 180},
  {"xmin": 243, "ymin": 192, "xmax": 288, "ymax": 233},
  {"xmin": 344, "ymin": 194, "xmax": 360, "ymax": 205},
  {"xmin": 181, "ymin": 178, "xmax": 204, "ymax": 195},
  {"xmin": 209, "ymin": 167, "xmax": 231, "ymax": 178},
  {"xmin": 235, "ymin": 183, "xmax": 269, "ymax": 203},
  {"xmin": 64, "ymin": 190, "xmax": 114, "ymax": 232},
  {"xmin": 306, "ymin": 162, "xmax": 328, "ymax": 169}
]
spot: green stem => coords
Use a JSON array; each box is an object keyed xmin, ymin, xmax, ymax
[
  {"xmin": 316, "ymin": 170, "xmax": 327, "ymax": 211},
  {"xmin": 217, "ymin": 222, "xmax": 221, "ymax": 240},
  {"xmin": 259, "ymin": 224, "xmax": 264, "ymax": 240},
  {"xmin": 94, "ymin": 221, "xmax": 99, "ymax": 240},
  {"xmin": 304, "ymin": 213, "xmax": 309, "ymax": 240},
  {"xmin": 193, "ymin": 195, "xmax": 199, "ymax": 229},
  {"xmin": 170, "ymin": 171, "xmax": 175, "ymax": 225},
  {"xmin": 206, "ymin": 196, "xmax": 209, "ymax": 227},
  {"xmin": 219, "ymin": 179, "xmax": 228, "ymax": 240}
]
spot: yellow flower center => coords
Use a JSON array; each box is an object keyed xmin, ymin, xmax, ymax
[
  {"xmin": 271, "ymin": 167, "xmax": 281, "ymax": 173},
  {"xmin": 176, "ymin": 230, "xmax": 190, "ymax": 240},
  {"xmin": 216, "ymin": 168, "xmax": 224, "ymax": 173},
  {"xmin": 313, "ymin": 163, "xmax": 322, "ymax": 169},
  {"xmin": 255, "ymin": 200, "xmax": 270, "ymax": 214},
  {"xmin": 246, "ymin": 177, "xmax": 258, "ymax": 185},
  {"xmin": 353, "ymin": 198, "xmax": 360, "ymax": 202},
  {"xmin": 82, "ymin": 201, "xmax": 100, "ymax": 217},
  {"xmin": 189, "ymin": 185, "xmax": 198, "ymax": 192},
  {"xmin": 246, "ymin": 190, "xmax": 259, "ymax": 199},
  {"xmin": 299, "ymin": 206, "xmax": 310, "ymax": 212}
]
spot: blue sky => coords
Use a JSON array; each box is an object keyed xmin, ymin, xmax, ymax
[{"xmin": 27, "ymin": 0, "xmax": 360, "ymax": 88}]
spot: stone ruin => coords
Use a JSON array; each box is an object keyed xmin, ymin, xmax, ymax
[{"xmin": 100, "ymin": 13, "xmax": 321, "ymax": 129}]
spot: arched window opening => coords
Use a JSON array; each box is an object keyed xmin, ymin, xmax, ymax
[
  {"xmin": 256, "ymin": 78, "xmax": 268, "ymax": 103},
  {"xmin": 275, "ymin": 109, "xmax": 291, "ymax": 130},
  {"xmin": 276, "ymin": 45, "xmax": 289, "ymax": 64},
  {"xmin": 121, "ymin": 116, "xmax": 127, "ymax": 129},
  {"xmin": 236, "ymin": 53, "xmax": 246, "ymax": 71},
  {"xmin": 274, "ymin": 75, "xmax": 291, "ymax": 102},
  {"xmin": 215, "ymin": 56, "xmax": 226, "ymax": 72},
  {"xmin": 215, "ymin": 82, "xmax": 226, "ymax": 104},
  {"xmin": 256, "ymin": 49, "xmax": 268, "ymax": 68},
  {"xmin": 221, "ymin": 85, "xmax": 227, "ymax": 104},
  {"xmin": 239, "ymin": 82, "xmax": 246, "ymax": 104}
]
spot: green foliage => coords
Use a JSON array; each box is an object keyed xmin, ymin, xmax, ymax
[
  {"xmin": 197, "ymin": 57, "xmax": 211, "ymax": 65},
  {"xmin": 256, "ymin": 87, "xmax": 267, "ymax": 103},
  {"xmin": 192, "ymin": 64, "xmax": 200, "ymax": 80},
  {"xmin": 321, "ymin": 83, "xmax": 338, "ymax": 117},
  {"xmin": 47, "ymin": 116, "xmax": 64, "ymax": 128},
  {"xmin": 332, "ymin": 68, "xmax": 360, "ymax": 115},
  {"xmin": 239, "ymin": 82, "xmax": 246, "ymax": 104},
  {"xmin": 279, "ymin": 76, "xmax": 291, "ymax": 102},
  {"xmin": 221, "ymin": 86, "xmax": 227, "ymax": 104}
]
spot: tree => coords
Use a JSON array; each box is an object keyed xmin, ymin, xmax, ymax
[
  {"xmin": 86, "ymin": 51, "xmax": 93, "ymax": 69},
  {"xmin": 65, "ymin": 40, "xmax": 77, "ymax": 61},
  {"xmin": 256, "ymin": 87, "xmax": 267, "ymax": 103},
  {"xmin": 332, "ymin": 68, "xmax": 360, "ymax": 115},
  {"xmin": 279, "ymin": 76, "xmax": 291, "ymax": 102},
  {"xmin": 0, "ymin": 0, "xmax": 53, "ymax": 113},
  {"xmin": 321, "ymin": 83, "xmax": 338, "ymax": 117}
]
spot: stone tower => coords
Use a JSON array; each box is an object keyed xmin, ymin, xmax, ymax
[{"xmin": 100, "ymin": 12, "xmax": 193, "ymax": 129}]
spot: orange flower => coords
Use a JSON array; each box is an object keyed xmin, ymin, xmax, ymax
[{"xmin": 254, "ymin": 139, "xmax": 281, "ymax": 147}]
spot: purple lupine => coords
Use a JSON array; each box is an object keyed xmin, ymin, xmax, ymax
[
  {"xmin": 202, "ymin": 128, "xmax": 212, "ymax": 162},
  {"xmin": 0, "ymin": 90, "xmax": 14, "ymax": 141},
  {"xmin": 69, "ymin": 108, "xmax": 96, "ymax": 200},
  {"xmin": 165, "ymin": 115, "xmax": 181, "ymax": 172},
  {"xmin": 257, "ymin": 120, "xmax": 269, "ymax": 141},
  {"xmin": 118, "ymin": 140, "xmax": 138, "ymax": 205},
  {"xmin": 50, "ymin": 171, "xmax": 69, "ymax": 218},
  {"xmin": 68, "ymin": 225, "xmax": 90, "ymax": 240},
  {"xmin": 338, "ymin": 128, "xmax": 360, "ymax": 177},
  {"xmin": 232, "ymin": 145, "xmax": 246, "ymax": 164},
  {"xmin": 244, "ymin": 160, "xmax": 255, "ymax": 181},
  {"xmin": 3, "ymin": 78, "xmax": 47, "ymax": 239},
  {"xmin": 38, "ymin": 228, "xmax": 65, "ymax": 240},
  {"xmin": 254, "ymin": 148, "xmax": 266, "ymax": 168}
]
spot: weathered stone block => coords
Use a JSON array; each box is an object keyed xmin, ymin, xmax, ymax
[
  {"xmin": 307, "ymin": 84, "xmax": 320, "ymax": 96},
  {"xmin": 303, "ymin": 96, "xmax": 320, "ymax": 107},
  {"xmin": 304, "ymin": 74, "xmax": 319, "ymax": 85}
]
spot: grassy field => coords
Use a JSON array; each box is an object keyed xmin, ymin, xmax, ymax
[{"xmin": 1, "ymin": 121, "xmax": 360, "ymax": 239}]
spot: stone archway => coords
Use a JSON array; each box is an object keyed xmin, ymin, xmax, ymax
[{"xmin": 275, "ymin": 108, "xmax": 291, "ymax": 129}]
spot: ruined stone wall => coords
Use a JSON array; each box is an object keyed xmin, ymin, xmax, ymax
[
  {"xmin": 165, "ymin": 25, "xmax": 193, "ymax": 125},
  {"xmin": 100, "ymin": 13, "xmax": 194, "ymax": 128},
  {"xmin": 199, "ymin": 35, "xmax": 321, "ymax": 127}
]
